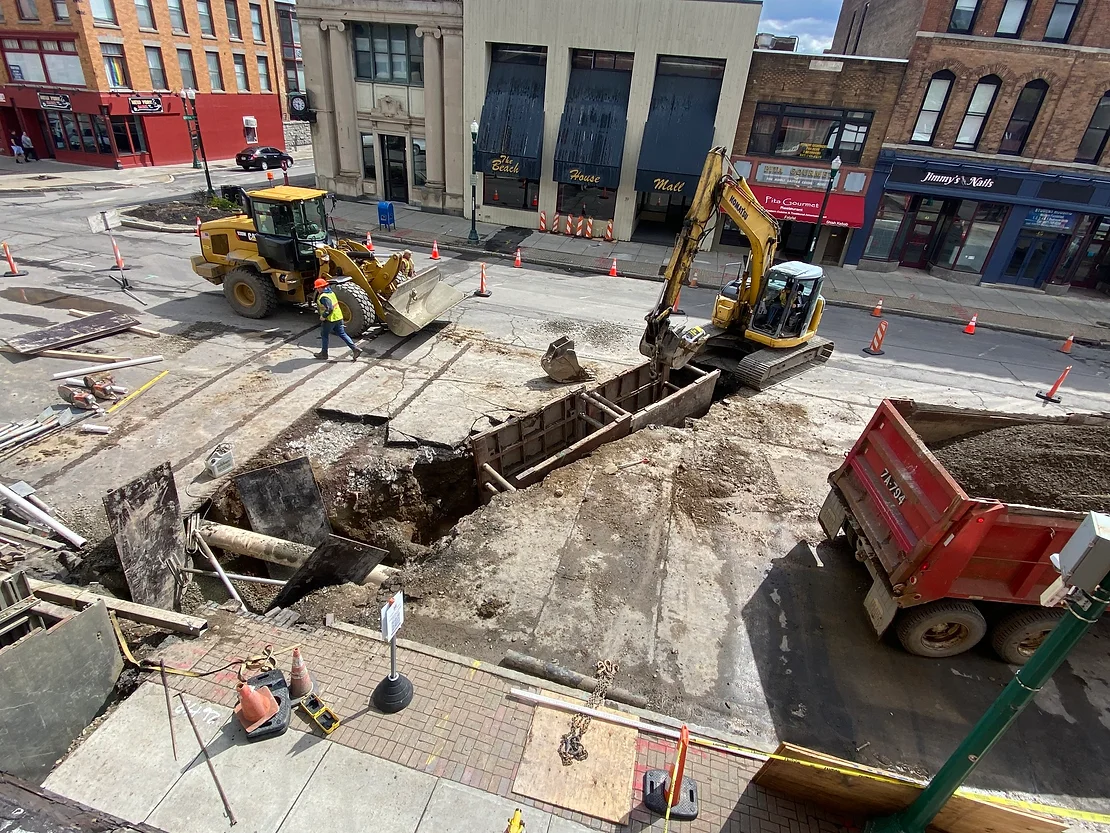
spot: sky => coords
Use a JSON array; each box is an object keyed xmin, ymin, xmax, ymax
[{"xmin": 758, "ymin": 0, "xmax": 844, "ymax": 53}]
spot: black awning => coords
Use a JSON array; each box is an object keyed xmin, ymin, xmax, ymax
[
  {"xmin": 476, "ymin": 61, "xmax": 546, "ymax": 181},
  {"xmin": 553, "ymin": 69, "xmax": 631, "ymax": 190},
  {"xmin": 635, "ymin": 75, "xmax": 722, "ymax": 194}
]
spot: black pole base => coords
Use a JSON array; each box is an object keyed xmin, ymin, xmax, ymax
[
  {"xmin": 863, "ymin": 348, "xmax": 885, "ymax": 356},
  {"xmin": 1036, "ymin": 391, "xmax": 1062, "ymax": 403},
  {"xmin": 3, "ymin": 270, "xmax": 29, "ymax": 277},
  {"xmin": 642, "ymin": 770, "xmax": 699, "ymax": 821},
  {"xmin": 372, "ymin": 673, "xmax": 413, "ymax": 713},
  {"xmin": 473, "ymin": 289, "xmax": 492, "ymax": 298}
]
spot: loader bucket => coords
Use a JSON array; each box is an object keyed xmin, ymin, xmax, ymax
[
  {"xmin": 541, "ymin": 336, "xmax": 593, "ymax": 383},
  {"xmin": 381, "ymin": 265, "xmax": 466, "ymax": 337}
]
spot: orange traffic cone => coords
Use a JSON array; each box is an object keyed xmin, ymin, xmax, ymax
[
  {"xmin": 1059, "ymin": 333, "xmax": 1074, "ymax": 354},
  {"xmin": 431, "ymin": 240, "xmax": 441, "ymax": 260},
  {"xmin": 234, "ymin": 682, "xmax": 279, "ymax": 732},
  {"xmin": 1037, "ymin": 365, "xmax": 1072, "ymax": 404},
  {"xmin": 871, "ymin": 298, "xmax": 884, "ymax": 317},
  {"xmin": 289, "ymin": 647, "xmax": 313, "ymax": 699},
  {"xmin": 365, "ymin": 231, "xmax": 374, "ymax": 252},
  {"xmin": 475, "ymin": 262, "xmax": 491, "ymax": 297},
  {"xmin": 514, "ymin": 248, "xmax": 522, "ymax": 268},
  {"xmin": 963, "ymin": 313, "xmax": 978, "ymax": 335},
  {"xmin": 609, "ymin": 258, "xmax": 618, "ymax": 277},
  {"xmin": 195, "ymin": 217, "xmax": 201, "ymax": 238}
]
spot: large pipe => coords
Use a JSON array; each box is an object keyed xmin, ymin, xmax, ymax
[
  {"xmin": 500, "ymin": 650, "xmax": 649, "ymax": 709},
  {"xmin": 480, "ymin": 463, "xmax": 517, "ymax": 492},
  {"xmin": 49, "ymin": 355, "xmax": 163, "ymax": 380},
  {"xmin": 193, "ymin": 534, "xmax": 246, "ymax": 613},
  {"xmin": 0, "ymin": 483, "xmax": 86, "ymax": 549},
  {"xmin": 198, "ymin": 522, "xmax": 313, "ymax": 567}
]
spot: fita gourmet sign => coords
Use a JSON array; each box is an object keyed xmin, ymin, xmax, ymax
[
  {"xmin": 490, "ymin": 154, "xmax": 520, "ymax": 175},
  {"xmin": 568, "ymin": 168, "xmax": 602, "ymax": 185}
]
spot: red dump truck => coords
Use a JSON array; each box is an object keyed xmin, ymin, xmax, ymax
[{"xmin": 819, "ymin": 399, "xmax": 1110, "ymax": 664}]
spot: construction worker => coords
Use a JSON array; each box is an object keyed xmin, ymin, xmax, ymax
[
  {"xmin": 313, "ymin": 278, "xmax": 362, "ymax": 361},
  {"xmin": 398, "ymin": 249, "xmax": 416, "ymax": 280}
]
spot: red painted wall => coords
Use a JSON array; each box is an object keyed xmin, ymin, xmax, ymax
[{"xmin": 143, "ymin": 93, "xmax": 284, "ymax": 166}]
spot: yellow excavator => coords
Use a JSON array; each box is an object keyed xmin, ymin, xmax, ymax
[
  {"xmin": 639, "ymin": 147, "xmax": 833, "ymax": 389},
  {"xmin": 190, "ymin": 184, "xmax": 465, "ymax": 338}
]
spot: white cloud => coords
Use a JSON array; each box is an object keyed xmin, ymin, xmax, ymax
[{"xmin": 758, "ymin": 16, "xmax": 836, "ymax": 53}]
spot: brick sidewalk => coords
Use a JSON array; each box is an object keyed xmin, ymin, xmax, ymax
[{"xmin": 159, "ymin": 608, "xmax": 856, "ymax": 833}]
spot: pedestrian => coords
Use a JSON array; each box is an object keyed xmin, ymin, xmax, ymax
[
  {"xmin": 313, "ymin": 277, "xmax": 362, "ymax": 361},
  {"xmin": 9, "ymin": 140, "xmax": 24, "ymax": 163},
  {"xmin": 20, "ymin": 131, "xmax": 37, "ymax": 162}
]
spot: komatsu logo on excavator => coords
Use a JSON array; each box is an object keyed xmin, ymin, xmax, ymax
[{"xmin": 727, "ymin": 194, "xmax": 749, "ymax": 220}]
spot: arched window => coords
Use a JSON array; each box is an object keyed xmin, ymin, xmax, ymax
[
  {"xmin": 999, "ymin": 79, "xmax": 1048, "ymax": 155},
  {"xmin": 1076, "ymin": 92, "xmax": 1110, "ymax": 164},
  {"xmin": 911, "ymin": 70, "xmax": 955, "ymax": 144},
  {"xmin": 955, "ymin": 75, "xmax": 1001, "ymax": 150},
  {"xmin": 948, "ymin": 0, "xmax": 980, "ymax": 33}
]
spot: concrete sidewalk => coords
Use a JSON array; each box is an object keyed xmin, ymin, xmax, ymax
[
  {"xmin": 330, "ymin": 199, "xmax": 1110, "ymax": 344},
  {"xmin": 44, "ymin": 607, "xmax": 855, "ymax": 833}
]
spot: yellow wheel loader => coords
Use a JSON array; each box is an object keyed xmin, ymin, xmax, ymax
[
  {"xmin": 190, "ymin": 184, "xmax": 465, "ymax": 338},
  {"xmin": 639, "ymin": 147, "xmax": 834, "ymax": 389}
]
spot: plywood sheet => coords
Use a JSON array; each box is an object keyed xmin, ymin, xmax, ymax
[
  {"xmin": 753, "ymin": 743, "xmax": 1064, "ymax": 833},
  {"xmin": 103, "ymin": 462, "xmax": 185, "ymax": 609},
  {"xmin": 512, "ymin": 703, "xmax": 637, "ymax": 824},
  {"xmin": 4, "ymin": 311, "xmax": 138, "ymax": 355},
  {"xmin": 267, "ymin": 534, "xmax": 387, "ymax": 610},
  {"xmin": 234, "ymin": 457, "xmax": 330, "ymax": 546}
]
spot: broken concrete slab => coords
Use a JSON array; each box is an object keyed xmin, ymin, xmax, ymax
[
  {"xmin": 44, "ymin": 682, "xmax": 229, "ymax": 824},
  {"xmin": 234, "ymin": 457, "xmax": 330, "ymax": 547},
  {"xmin": 267, "ymin": 533, "xmax": 386, "ymax": 611},
  {"xmin": 274, "ymin": 742, "xmax": 436, "ymax": 833},
  {"xmin": 0, "ymin": 772, "xmax": 169, "ymax": 833},
  {"xmin": 103, "ymin": 461, "xmax": 185, "ymax": 609},
  {"xmin": 1, "ymin": 603, "xmax": 123, "ymax": 782}
]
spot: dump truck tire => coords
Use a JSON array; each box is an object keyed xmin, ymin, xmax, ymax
[
  {"xmin": 223, "ymin": 267, "xmax": 277, "ymax": 319},
  {"xmin": 330, "ymin": 281, "xmax": 374, "ymax": 337},
  {"xmin": 896, "ymin": 600, "xmax": 987, "ymax": 658},
  {"xmin": 991, "ymin": 608, "xmax": 1065, "ymax": 665}
]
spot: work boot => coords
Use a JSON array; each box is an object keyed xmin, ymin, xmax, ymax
[
  {"xmin": 313, "ymin": 351, "xmax": 328, "ymax": 360},
  {"xmin": 350, "ymin": 347, "xmax": 363, "ymax": 361}
]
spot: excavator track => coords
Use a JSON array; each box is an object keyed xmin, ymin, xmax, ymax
[{"xmin": 734, "ymin": 336, "xmax": 834, "ymax": 390}]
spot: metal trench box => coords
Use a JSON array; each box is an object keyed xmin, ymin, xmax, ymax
[{"xmin": 471, "ymin": 362, "xmax": 720, "ymax": 498}]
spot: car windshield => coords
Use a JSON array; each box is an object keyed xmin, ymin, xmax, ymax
[{"xmin": 293, "ymin": 198, "xmax": 328, "ymax": 242}]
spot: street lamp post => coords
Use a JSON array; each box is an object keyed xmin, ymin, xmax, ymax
[
  {"xmin": 179, "ymin": 88, "xmax": 214, "ymax": 196},
  {"xmin": 807, "ymin": 155, "xmax": 842, "ymax": 264},
  {"xmin": 468, "ymin": 119, "xmax": 480, "ymax": 246}
]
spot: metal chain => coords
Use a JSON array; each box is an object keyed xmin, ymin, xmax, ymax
[{"xmin": 557, "ymin": 660, "xmax": 618, "ymax": 766}]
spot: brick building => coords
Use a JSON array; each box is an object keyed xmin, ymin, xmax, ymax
[
  {"xmin": 0, "ymin": 0, "xmax": 284, "ymax": 167},
  {"xmin": 832, "ymin": 0, "xmax": 1110, "ymax": 291},
  {"xmin": 730, "ymin": 49, "xmax": 906, "ymax": 264}
]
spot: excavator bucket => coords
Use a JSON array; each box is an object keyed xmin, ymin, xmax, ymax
[
  {"xmin": 380, "ymin": 265, "xmax": 466, "ymax": 337},
  {"xmin": 541, "ymin": 336, "xmax": 594, "ymax": 383}
]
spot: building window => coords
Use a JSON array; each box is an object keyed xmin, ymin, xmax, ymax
[
  {"xmin": 256, "ymin": 55, "xmax": 271, "ymax": 91},
  {"xmin": 145, "ymin": 46, "xmax": 166, "ymax": 89},
  {"xmin": 948, "ymin": 0, "xmax": 979, "ymax": 32},
  {"xmin": 197, "ymin": 0, "xmax": 215, "ymax": 35},
  {"xmin": 910, "ymin": 71, "xmax": 954, "ymax": 144},
  {"xmin": 285, "ymin": 61, "xmax": 304, "ymax": 92},
  {"xmin": 16, "ymin": 0, "xmax": 38, "ymax": 18},
  {"xmin": 232, "ymin": 53, "xmax": 248, "ymax": 91},
  {"xmin": 747, "ymin": 103, "xmax": 873, "ymax": 165},
  {"xmin": 224, "ymin": 0, "xmax": 241, "ymax": 39},
  {"xmin": 206, "ymin": 51, "xmax": 224, "ymax": 90},
  {"xmin": 954, "ymin": 75, "xmax": 1000, "ymax": 149},
  {"xmin": 1044, "ymin": 0, "xmax": 1080, "ymax": 41},
  {"xmin": 134, "ymin": 0, "xmax": 154, "ymax": 27},
  {"xmin": 934, "ymin": 202, "xmax": 1008, "ymax": 274},
  {"xmin": 53, "ymin": 0, "xmax": 68, "ymax": 21},
  {"xmin": 999, "ymin": 79, "xmax": 1048, "ymax": 155},
  {"xmin": 571, "ymin": 49, "xmax": 634, "ymax": 71},
  {"xmin": 352, "ymin": 23, "xmax": 422, "ymax": 86},
  {"xmin": 863, "ymin": 194, "xmax": 911, "ymax": 260},
  {"xmin": 249, "ymin": 3, "xmax": 264, "ymax": 41},
  {"xmin": 411, "ymin": 138, "xmax": 427, "ymax": 187},
  {"xmin": 995, "ymin": 0, "xmax": 1028, "ymax": 36},
  {"xmin": 361, "ymin": 133, "xmax": 376, "ymax": 179},
  {"xmin": 101, "ymin": 42, "xmax": 129, "ymax": 88},
  {"xmin": 167, "ymin": 0, "xmax": 186, "ymax": 31},
  {"xmin": 111, "ymin": 115, "xmax": 147, "ymax": 154},
  {"xmin": 278, "ymin": 6, "xmax": 299, "ymax": 45},
  {"xmin": 556, "ymin": 184, "xmax": 615, "ymax": 220},
  {"xmin": 1076, "ymin": 92, "xmax": 1110, "ymax": 163},
  {"xmin": 89, "ymin": 0, "xmax": 116, "ymax": 23},
  {"xmin": 485, "ymin": 176, "xmax": 540, "ymax": 211},
  {"xmin": 3, "ymin": 37, "xmax": 84, "ymax": 84},
  {"xmin": 178, "ymin": 48, "xmax": 197, "ymax": 88}
]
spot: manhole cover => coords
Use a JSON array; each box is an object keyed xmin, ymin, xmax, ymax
[{"xmin": 33, "ymin": 175, "xmax": 60, "ymax": 181}]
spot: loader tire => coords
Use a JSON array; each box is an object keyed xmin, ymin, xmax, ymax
[
  {"xmin": 330, "ymin": 281, "xmax": 375, "ymax": 337},
  {"xmin": 223, "ymin": 267, "xmax": 278, "ymax": 319},
  {"xmin": 990, "ymin": 608, "xmax": 1065, "ymax": 665},
  {"xmin": 896, "ymin": 600, "xmax": 987, "ymax": 658}
]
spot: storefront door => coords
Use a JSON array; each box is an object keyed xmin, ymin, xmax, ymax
[
  {"xmin": 1004, "ymin": 230, "xmax": 1065, "ymax": 287},
  {"xmin": 899, "ymin": 220, "xmax": 938, "ymax": 268},
  {"xmin": 1063, "ymin": 217, "xmax": 1110, "ymax": 289},
  {"xmin": 382, "ymin": 134, "xmax": 408, "ymax": 204}
]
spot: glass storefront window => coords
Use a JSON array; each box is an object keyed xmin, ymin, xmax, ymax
[
  {"xmin": 933, "ymin": 201, "xmax": 1007, "ymax": 273},
  {"xmin": 61, "ymin": 113, "xmax": 81, "ymax": 151},
  {"xmin": 863, "ymin": 193, "xmax": 911, "ymax": 260},
  {"xmin": 76, "ymin": 113, "xmax": 97, "ymax": 153},
  {"xmin": 93, "ymin": 115, "xmax": 113, "ymax": 153},
  {"xmin": 556, "ymin": 183, "xmax": 616, "ymax": 220},
  {"xmin": 483, "ymin": 175, "xmax": 539, "ymax": 211},
  {"xmin": 45, "ymin": 112, "xmax": 66, "ymax": 150}
]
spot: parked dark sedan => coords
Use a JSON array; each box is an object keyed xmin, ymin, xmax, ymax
[{"xmin": 235, "ymin": 146, "xmax": 294, "ymax": 171}]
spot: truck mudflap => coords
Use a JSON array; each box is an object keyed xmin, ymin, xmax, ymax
[
  {"xmin": 381, "ymin": 265, "xmax": 466, "ymax": 337},
  {"xmin": 864, "ymin": 574, "xmax": 899, "ymax": 637},
  {"xmin": 818, "ymin": 488, "xmax": 848, "ymax": 541}
]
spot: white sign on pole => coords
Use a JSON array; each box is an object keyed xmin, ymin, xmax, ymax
[
  {"xmin": 380, "ymin": 591, "xmax": 405, "ymax": 642},
  {"xmin": 86, "ymin": 209, "xmax": 121, "ymax": 234}
]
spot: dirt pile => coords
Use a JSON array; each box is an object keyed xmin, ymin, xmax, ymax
[{"xmin": 932, "ymin": 423, "xmax": 1110, "ymax": 511}]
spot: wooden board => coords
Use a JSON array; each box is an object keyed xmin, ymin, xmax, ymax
[
  {"xmin": 267, "ymin": 533, "xmax": 387, "ymax": 611},
  {"xmin": 102, "ymin": 462, "xmax": 185, "ymax": 609},
  {"xmin": 234, "ymin": 457, "xmax": 331, "ymax": 546},
  {"xmin": 0, "ymin": 771, "xmax": 167, "ymax": 833},
  {"xmin": 753, "ymin": 743, "xmax": 1065, "ymax": 833},
  {"xmin": 512, "ymin": 702, "xmax": 638, "ymax": 824},
  {"xmin": 4, "ymin": 311, "xmax": 139, "ymax": 355}
]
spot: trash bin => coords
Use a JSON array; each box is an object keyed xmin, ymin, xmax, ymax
[{"xmin": 378, "ymin": 201, "xmax": 396, "ymax": 231}]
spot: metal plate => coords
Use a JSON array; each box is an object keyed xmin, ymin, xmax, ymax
[
  {"xmin": 267, "ymin": 534, "xmax": 386, "ymax": 611},
  {"xmin": 233, "ymin": 457, "xmax": 330, "ymax": 546},
  {"xmin": 4, "ymin": 311, "xmax": 138, "ymax": 355}
]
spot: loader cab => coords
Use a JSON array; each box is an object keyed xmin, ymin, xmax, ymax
[
  {"xmin": 749, "ymin": 262, "xmax": 823, "ymax": 341},
  {"xmin": 246, "ymin": 187, "xmax": 330, "ymax": 274}
]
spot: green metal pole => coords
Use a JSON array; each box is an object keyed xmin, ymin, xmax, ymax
[{"xmin": 866, "ymin": 578, "xmax": 1110, "ymax": 833}]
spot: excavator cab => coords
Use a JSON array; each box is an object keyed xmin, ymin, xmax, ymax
[{"xmin": 748, "ymin": 263, "xmax": 824, "ymax": 344}]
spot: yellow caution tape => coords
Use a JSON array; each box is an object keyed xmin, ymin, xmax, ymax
[{"xmin": 106, "ymin": 369, "xmax": 169, "ymax": 414}]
